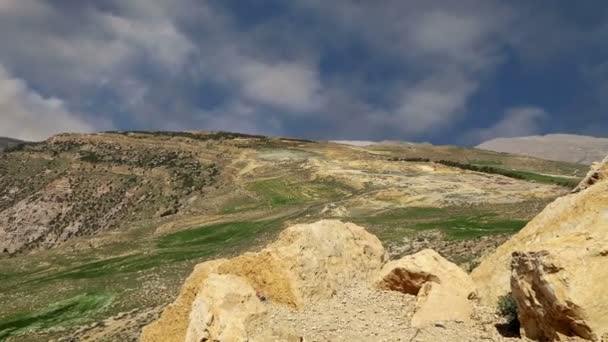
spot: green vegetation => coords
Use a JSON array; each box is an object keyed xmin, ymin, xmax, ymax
[
  {"xmin": 22, "ymin": 221, "xmax": 284, "ymax": 284},
  {"xmin": 505, "ymin": 169, "xmax": 579, "ymax": 188},
  {"xmin": 0, "ymin": 293, "xmax": 114, "ymax": 340},
  {"xmin": 247, "ymin": 179, "xmax": 350, "ymax": 208},
  {"xmin": 414, "ymin": 213, "xmax": 527, "ymax": 239},
  {"xmin": 470, "ymin": 159, "xmax": 503, "ymax": 166},
  {"xmin": 78, "ymin": 151, "xmax": 101, "ymax": 163},
  {"xmin": 496, "ymin": 293, "xmax": 520, "ymax": 336},
  {"xmin": 391, "ymin": 157, "xmax": 580, "ymax": 187},
  {"xmin": 357, "ymin": 207, "xmax": 528, "ymax": 241},
  {"xmin": 157, "ymin": 220, "xmax": 283, "ymax": 250}
]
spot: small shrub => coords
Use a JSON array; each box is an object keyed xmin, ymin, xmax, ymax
[
  {"xmin": 496, "ymin": 293, "xmax": 520, "ymax": 337},
  {"xmin": 496, "ymin": 293, "xmax": 518, "ymax": 321}
]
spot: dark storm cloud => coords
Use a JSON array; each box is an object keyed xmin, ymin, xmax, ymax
[{"xmin": 0, "ymin": 0, "xmax": 606, "ymax": 142}]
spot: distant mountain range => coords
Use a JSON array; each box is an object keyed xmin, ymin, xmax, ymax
[
  {"xmin": 0, "ymin": 137, "xmax": 24, "ymax": 150},
  {"xmin": 477, "ymin": 134, "xmax": 608, "ymax": 165}
]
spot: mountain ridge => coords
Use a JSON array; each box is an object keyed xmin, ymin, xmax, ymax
[{"xmin": 477, "ymin": 134, "xmax": 608, "ymax": 165}]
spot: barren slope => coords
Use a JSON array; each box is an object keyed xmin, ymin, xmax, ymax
[
  {"xmin": 477, "ymin": 134, "xmax": 608, "ymax": 164},
  {"xmin": 0, "ymin": 131, "xmax": 590, "ymax": 341}
]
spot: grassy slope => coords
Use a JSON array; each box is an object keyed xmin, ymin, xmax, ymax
[{"xmin": 0, "ymin": 138, "xmax": 589, "ymax": 340}]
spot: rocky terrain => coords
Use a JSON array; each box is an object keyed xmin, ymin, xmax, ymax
[
  {"xmin": 0, "ymin": 131, "xmax": 593, "ymax": 341},
  {"xmin": 477, "ymin": 134, "xmax": 608, "ymax": 165},
  {"xmin": 0, "ymin": 138, "xmax": 23, "ymax": 151},
  {"xmin": 473, "ymin": 156, "xmax": 608, "ymax": 341},
  {"xmin": 140, "ymin": 156, "xmax": 607, "ymax": 342}
]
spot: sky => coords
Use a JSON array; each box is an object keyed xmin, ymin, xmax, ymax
[{"xmin": 0, "ymin": 0, "xmax": 607, "ymax": 145}]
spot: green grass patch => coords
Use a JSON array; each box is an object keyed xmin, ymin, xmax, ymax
[
  {"xmin": 414, "ymin": 213, "xmax": 527, "ymax": 239},
  {"xmin": 157, "ymin": 220, "xmax": 282, "ymax": 249},
  {"xmin": 357, "ymin": 207, "xmax": 528, "ymax": 242},
  {"xmin": 0, "ymin": 293, "xmax": 114, "ymax": 340},
  {"xmin": 24, "ymin": 220, "xmax": 284, "ymax": 284},
  {"xmin": 247, "ymin": 179, "xmax": 349, "ymax": 208},
  {"xmin": 504, "ymin": 169, "xmax": 579, "ymax": 187},
  {"xmin": 360, "ymin": 207, "xmax": 445, "ymax": 225},
  {"xmin": 470, "ymin": 159, "xmax": 503, "ymax": 166}
]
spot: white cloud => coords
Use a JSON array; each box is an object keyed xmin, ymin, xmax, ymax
[
  {"xmin": 474, "ymin": 106, "xmax": 547, "ymax": 142},
  {"xmin": 101, "ymin": 13, "xmax": 194, "ymax": 72},
  {"xmin": 236, "ymin": 60, "xmax": 324, "ymax": 112},
  {"xmin": 0, "ymin": 66, "xmax": 97, "ymax": 141},
  {"xmin": 392, "ymin": 71, "xmax": 479, "ymax": 134}
]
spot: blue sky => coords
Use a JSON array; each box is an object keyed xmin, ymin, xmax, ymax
[{"xmin": 0, "ymin": 0, "xmax": 606, "ymax": 144}]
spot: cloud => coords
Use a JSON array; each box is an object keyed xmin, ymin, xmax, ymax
[
  {"xmin": 472, "ymin": 106, "xmax": 547, "ymax": 143},
  {"xmin": 236, "ymin": 60, "xmax": 324, "ymax": 112},
  {"xmin": 0, "ymin": 0, "xmax": 605, "ymax": 142},
  {"xmin": 0, "ymin": 65, "xmax": 98, "ymax": 141},
  {"xmin": 392, "ymin": 71, "xmax": 479, "ymax": 134}
]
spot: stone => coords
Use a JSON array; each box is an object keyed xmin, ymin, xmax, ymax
[
  {"xmin": 140, "ymin": 259, "xmax": 227, "ymax": 342},
  {"xmin": 472, "ymin": 160, "xmax": 608, "ymax": 306},
  {"xmin": 185, "ymin": 273, "xmax": 266, "ymax": 342},
  {"xmin": 511, "ymin": 251, "xmax": 599, "ymax": 341},
  {"xmin": 377, "ymin": 249, "xmax": 476, "ymax": 327},
  {"xmin": 141, "ymin": 220, "xmax": 386, "ymax": 341},
  {"xmin": 472, "ymin": 156, "xmax": 608, "ymax": 340}
]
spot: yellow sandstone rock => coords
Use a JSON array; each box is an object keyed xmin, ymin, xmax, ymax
[
  {"xmin": 377, "ymin": 249, "xmax": 476, "ymax": 327},
  {"xmin": 472, "ymin": 157, "xmax": 608, "ymax": 340}
]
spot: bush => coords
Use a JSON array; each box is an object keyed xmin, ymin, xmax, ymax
[
  {"xmin": 496, "ymin": 293, "xmax": 518, "ymax": 321},
  {"xmin": 496, "ymin": 293, "xmax": 520, "ymax": 337}
]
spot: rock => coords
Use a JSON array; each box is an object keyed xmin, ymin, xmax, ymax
[
  {"xmin": 142, "ymin": 220, "xmax": 386, "ymax": 341},
  {"xmin": 377, "ymin": 249, "xmax": 476, "ymax": 327},
  {"xmin": 572, "ymin": 155, "xmax": 608, "ymax": 193},
  {"xmin": 472, "ymin": 156, "xmax": 608, "ymax": 340},
  {"xmin": 185, "ymin": 273, "xmax": 266, "ymax": 342},
  {"xmin": 511, "ymin": 251, "xmax": 599, "ymax": 341},
  {"xmin": 472, "ymin": 159, "xmax": 608, "ymax": 306},
  {"xmin": 140, "ymin": 259, "xmax": 227, "ymax": 342}
]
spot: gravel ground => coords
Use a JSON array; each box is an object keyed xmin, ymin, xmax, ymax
[{"xmin": 248, "ymin": 285, "xmax": 524, "ymax": 342}]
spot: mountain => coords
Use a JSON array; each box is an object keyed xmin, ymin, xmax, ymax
[
  {"xmin": 0, "ymin": 137, "xmax": 23, "ymax": 151},
  {"xmin": 476, "ymin": 134, "xmax": 608, "ymax": 165},
  {"xmin": 0, "ymin": 131, "xmax": 590, "ymax": 340}
]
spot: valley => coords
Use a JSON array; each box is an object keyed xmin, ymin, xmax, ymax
[{"xmin": 0, "ymin": 131, "xmax": 589, "ymax": 341}]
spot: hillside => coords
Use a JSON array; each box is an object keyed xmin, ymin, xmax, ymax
[
  {"xmin": 477, "ymin": 134, "xmax": 608, "ymax": 165},
  {"xmin": 0, "ymin": 131, "xmax": 590, "ymax": 341},
  {"xmin": 0, "ymin": 138, "xmax": 23, "ymax": 151}
]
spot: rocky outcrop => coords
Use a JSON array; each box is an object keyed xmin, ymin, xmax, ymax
[
  {"xmin": 472, "ymin": 157, "xmax": 608, "ymax": 340},
  {"xmin": 377, "ymin": 249, "xmax": 476, "ymax": 327},
  {"xmin": 141, "ymin": 220, "xmax": 386, "ymax": 342},
  {"xmin": 510, "ymin": 251, "xmax": 597, "ymax": 341},
  {"xmin": 141, "ymin": 259, "xmax": 227, "ymax": 342},
  {"xmin": 185, "ymin": 274, "xmax": 266, "ymax": 342},
  {"xmin": 572, "ymin": 155, "xmax": 608, "ymax": 193}
]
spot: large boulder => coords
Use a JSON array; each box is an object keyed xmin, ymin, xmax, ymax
[
  {"xmin": 472, "ymin": 157, "xmax": 608, "ymax": 340},
  {"xmin": 141, "ymin": 220, "xmax": 386, "ymax": 341},
  {"xmin": 185, "ymin": 274, "xmax": 266, "ymax": 342},
  {"xmin": 140, "ymin": 259, "xmax": 227, "ymax": 342},
  {"xmin": 510, "ymin": 251, "xmax": 599, "ymax": 341},
  {"xmin": 377, "ymin": 249, "xmax": 476, "ymax": 327}
]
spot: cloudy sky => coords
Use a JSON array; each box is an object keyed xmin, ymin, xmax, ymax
[{"xmin": 0, "ymin": 0, "xmax": 607, "ymax": 144}]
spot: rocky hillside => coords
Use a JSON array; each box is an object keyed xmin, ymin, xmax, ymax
[
  {"xmin": 477, "ymin": 134, "xmax": 608, "ymax": 164},
  {"xmin": 0, "ymin": 137, "xmax": 23, "ymax": 151},
  {"xmin": 0, "ymin": 131, "xmax": 592, "ymax": 341},
  {"xmin": 472, "ymin": 156, "xmax": 608, "ymax": 340},
  {"xmin": 140, "ymin": 220, "xmax": 515, "ymax": 342}
]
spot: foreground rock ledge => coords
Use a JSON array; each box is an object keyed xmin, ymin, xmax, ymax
[
  {"xmin": 473, "ymin": 156, "xmax": 608, "ymax": 341},
  {"xmin": 141, "ymin": 220, "xmax": 478, "ymax": 341},
  {"xmin": 140, "ymin": 220, "xmax": 386, "ymax": 342}
]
